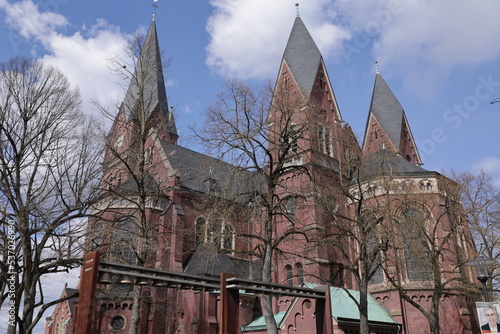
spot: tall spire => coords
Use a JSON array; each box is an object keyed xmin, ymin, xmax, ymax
[
  {"xmin": 122, "ymin": 19, "xmax": 178, "ymax": 139},
  {"xmin": 282, "ymin": 16, "xmax": 322, "ymax": 97},
  {"xmin": 362, "ymin": 73, "xmax": 421, "ymax": 165}
]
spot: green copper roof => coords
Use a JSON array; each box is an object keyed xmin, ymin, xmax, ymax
[
  {"xmin": 241, "ymin": 312, "xmax": 286, "ymax": 332},
  {"xmin": 329, "ymin": 287, "xmax": 398, "ymax": 324},
  {"xmin": 302, "ymin": 283, "xmax": 398, "ymax": 325}
]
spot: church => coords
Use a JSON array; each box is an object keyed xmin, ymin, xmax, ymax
[{"xmin": 45, "ymin": 10, "xmax": 481, "ymax": 334}]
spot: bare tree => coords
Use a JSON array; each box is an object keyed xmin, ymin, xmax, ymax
[
  {"xmin": 380, "ymin": 172, "xmax": 476, "ymax": 334},
  {"xmin": 314, "ymin": 146, "xmax": 479, "ymax": 334},
  {"xmin": 0, "ymin": 57, "xmax": 102, "ymax": 334},
  {"xmin": 193, "ymin": 79, "xmax": 312, "ymax": 333},
  {"xmin": 92, "ymin": 27, "xmax": 176, "ymax": 334},
  {"xmin": 450, "ymin": 170, "xmax": 500, "ymax": 299},
  {"xmin": 313, "ymin": 144, "xmax": 392, "ymax": 334}
]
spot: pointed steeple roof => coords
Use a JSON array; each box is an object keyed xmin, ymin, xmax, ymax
[
  {"xmin": 122, "ymin": 20, "xmax": 177, "ymax": 137},
  {"xmin": 369, "ymin": 73, "xmax": 404, "ymax": 147},
  {"xmin": 363, "ymin": 73, "xmax": 422, "ymax": 165},
  {"xmin": 282, "ymin": 17, "xmax": 323, "ymax": 97}
]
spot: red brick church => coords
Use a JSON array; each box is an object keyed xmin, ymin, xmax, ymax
[{"xmin": 45, "ymin": 12, "xmax": 481, "ymax": 334}]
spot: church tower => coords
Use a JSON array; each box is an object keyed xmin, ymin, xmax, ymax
[
  {"xmin": 362, "ymin": 71, "xmax": 421, "ymax": 165},
  {"xmin": 273, "ymin": 13, "xmax": 357, "ymax": 167},
  {"xmin": 358, "ymin": 71, "xmax": 478, "ymax": 333},
  {"xmin": 267, "ymin": 10, "xmax": 360, "ymax": 296}
]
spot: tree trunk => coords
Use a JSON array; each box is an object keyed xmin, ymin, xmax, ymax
[
  {"xmin": 129, "ymin": 285, "xmax": 142, "ymax": 334},
  {"xmin": 359, "ymin": 282, "xmax": 370, "ymax": 334},
  {"xmin": 429, "ymin": 289, "xmax": 441, "ymax": 334},
  {"xmin": 262, "ymin": 240, "xmax": 278, "ymax": 334}
]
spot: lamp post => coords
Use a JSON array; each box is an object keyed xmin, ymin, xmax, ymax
[{"xmin": 464, "ymin": 256, "xmax": 496, "ymax": 302}]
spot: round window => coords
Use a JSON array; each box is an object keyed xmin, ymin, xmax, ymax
[{"xmin": 110, "ymin": 315, "xmax": 125, "ymax": 331}]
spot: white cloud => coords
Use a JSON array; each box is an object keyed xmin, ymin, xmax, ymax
[
  {"xmin": 206, "ymin": 0, "xmax": 500, "ymax": 97},
  {"xmin": 41, "ymin": 25, "xmax": 131, "ymax": 117},
  {"xmin": 0, "ymin": 0, "xmax": 67, "ymax": 39},
  {"xmin": 206, "ymin": 0, "xmax": 350, "ymax": 80},
  {"xmin": 341, "ymin": 0, "xmax": 500, "ymax": 97},
  {"xmin": 0, "ymin": 0, "xmax": 132, "ymax": 118},
  {"xmin": 473, "ymin": 156, "xmax": 500, "ymax": 187}
]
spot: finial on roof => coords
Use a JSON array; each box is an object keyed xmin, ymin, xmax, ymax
[
  {"xmin": 152, "ymin": 0, "xmax": 159, "ymax": 21},
  {"xmin": 295, "ymin": 3, "xmax": 300, "ymax": 17},
  {"xmin": 374, "ymin": 60, "xmax": 379, "ymax": 74}
]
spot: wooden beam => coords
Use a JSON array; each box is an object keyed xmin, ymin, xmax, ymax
[
  {"xmin": 74, "ymin": 251, "xmax": 99, "ymax": 334},
  {"xmin": 219, "ymin": 273, "xmax": 239, "ymax": 334}
]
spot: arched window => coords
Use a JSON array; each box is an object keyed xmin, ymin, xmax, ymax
[
  {"xmin": 112, "ymin": 220, "xmax": 138, "ymax": 264},
  {"xmin": 318, "ymin": 124, "xmax": 333, "ymax": 156},
  {"xmin": 284, "ymin": 197, "xmax": 298, "ymax": 222},
  {"xmin": 400, "ymin": 207, "xmax": 433, "ymax": 281},
  {"xmin": 207, "ymin": 214, "xmax": 223, "ymax": 246},
  {"xmin": 195, "ymin": 217, "xmax": 207, "ymax": 246},
  {"xmin": 324, "ymin": 126, "xmax": 332, "ymax": 156},
  {"xmin": 221, "ymin": 223, "xmax": 235, "ymax": 251},
  {"xmin": 290, "ymin": 124, "xmax": 299, "ymax": 156},
  {"xmin": 286, "ymin": 265, "xmax": 293, "ymax": 286},
  {"xmin": 360, "ymin": 210, "xmax": 385, "ymax": 284},
  {"xmin": 295, "ymin": 263, "xmax": 304, "ymax": 285},
  {"xmin": 145, "ymin": 147, "xmax": 153, "ymax": 165},
  {"xmin": 195, "ymin": 215, "xmax": 235, "ymax": 252},
  {"xmin": 116, "ymin": 171, "xmax": 123, "ymax": 186}
]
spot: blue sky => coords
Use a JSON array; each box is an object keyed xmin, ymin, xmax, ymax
[
  {"xmin": 1, "ymin": 0, "xmax": 500, "ymax": 179},
  {"xmin": 1, "ymin": 0, "xmax": 500, "ymax": 332}
]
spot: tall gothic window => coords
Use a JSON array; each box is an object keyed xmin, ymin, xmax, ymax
[
  {"xmin": 318, "ymin": 124, "xmax": 333, "ymax": 156},
  {"xmin": 289, "ymin": 124, "xmax": 299, "ymax": 156},
  {"xmin": 286, "ymin": 265, "xmax": 293, "ymax": 286},
  {"xmin": 195, "ymin": 215, "xmax": 235, "ymax": 252},
  {"xmin": 367, "ymin": 228, "xmax": 384, "ymax": 285},
  {"xmin": 362, "ymin": 210, "xmax": 384, "ymax": 285},
  {"xmin": 296, "ymin": 263, "xmax": 304, "ymax": 285},
  {"xmin": 284, "ymin": 196, "xmax": 298, "ymax": 222},
  {"xmin": 195, "ymin": 217, "xmax": 207, "ymax": 246},
  {"xmin": 400, "ymin": 208, "xmax": 433, "ymax": 281},
  {"xmin": 112, "ymin": 219, "xmax": 138, "ymax": 264}
]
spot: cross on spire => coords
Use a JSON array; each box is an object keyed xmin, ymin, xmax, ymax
[{"xmin": 152, "ymin": 0, "xmax": 159, "ymax": 21}]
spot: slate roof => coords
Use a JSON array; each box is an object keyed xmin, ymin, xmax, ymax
[
  {"xmin": 366, "ymin": 73, "xmax": 405, "ymax": 149},
  {"xmin": 282, "ymin": 17, "xmax": 322, "ymax": 97},
  {"xmin": 122, "ymin": 20, "xmax": 177, "ymax": 137},
  {"xmin": 161, "ymin": 141, "xmax": 262, "ymax": 201},
  {"xmin": 183, "ymin": 243, "xmax": 244, "ymax": 277},
  {"xmin": 357, "ymin": 149, "xmax": 431, "ymax": 182}
]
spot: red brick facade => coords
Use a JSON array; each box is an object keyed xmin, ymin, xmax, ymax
[{"xmin": 46, "ymin": 16, "xmax": 481, "ymax": 334}]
